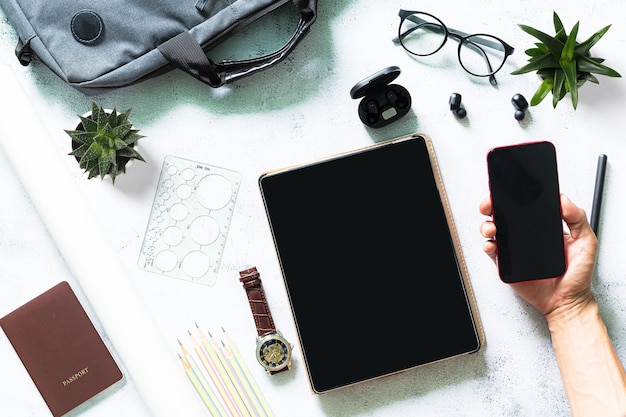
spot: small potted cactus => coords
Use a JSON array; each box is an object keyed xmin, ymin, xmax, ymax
[
  {"xmin": 511, "ymin": 12, "xmax": 621, "ymax": 109},
  {"xmin": 66, "ymin": 101, "xmax": 145, "ymax": 184}
]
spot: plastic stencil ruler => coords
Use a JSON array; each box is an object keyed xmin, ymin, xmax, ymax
[{"xmin": 138, "ymin": 155, "xmax": 241, "ymax": 286}]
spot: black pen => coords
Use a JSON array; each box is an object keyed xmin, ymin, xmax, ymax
[{"xmin": 589, "ymin": 154, "xmax": 607, "ymax": 236}]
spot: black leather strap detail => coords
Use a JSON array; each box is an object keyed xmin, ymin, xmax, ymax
[
  {"xmin": 159, "ymin": 0, "xmax": 317, "ymax": 87},
  {"xmin": 158, "ymin": 31, "xmax": 222, "ymax": 87},
  {"xmin": 15, "ymin": 38, "xmax": 33, "ymax": 66}
]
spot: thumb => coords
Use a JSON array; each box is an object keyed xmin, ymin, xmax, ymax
[{"xmin": 560, "ymin": 194, "xmax": 593, "ymax": 240}]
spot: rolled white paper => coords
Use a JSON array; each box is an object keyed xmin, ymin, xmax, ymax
[{"xmin": 0, "ymin": 66, "xmax": 208, "ymax": 417}]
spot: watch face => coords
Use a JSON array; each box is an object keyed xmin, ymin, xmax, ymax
[{"xmin": 256, "ymin": 333, "xmax": 292, "ymax": 372}]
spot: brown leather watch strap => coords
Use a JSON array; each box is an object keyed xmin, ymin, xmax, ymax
[{"xmin": 239, "ymin": 266, "xmax": 277, "ymax": 337}]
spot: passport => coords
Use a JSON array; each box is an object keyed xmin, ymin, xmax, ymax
[{"xmin": 0, "ymin": 281, "xmax": 123, "ymax": 416}]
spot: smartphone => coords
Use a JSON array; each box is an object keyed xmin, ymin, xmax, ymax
[{"xmin": 487, "ymin": 141, "xmax": 566, "ymax": 283}]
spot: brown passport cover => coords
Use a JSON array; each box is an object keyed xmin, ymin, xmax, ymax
[{"xmin": 0, "ymin": 281, "xmax": 123, "ymax": 416}]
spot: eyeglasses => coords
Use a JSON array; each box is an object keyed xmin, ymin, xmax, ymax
[{"xmin": 393, "ymin": 10, "xmax": 514, "ymax": 85}]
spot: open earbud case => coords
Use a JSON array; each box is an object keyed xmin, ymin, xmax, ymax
[{"xmin": 350, "ymin": 66, "xmax": 412, "ymax": 128}]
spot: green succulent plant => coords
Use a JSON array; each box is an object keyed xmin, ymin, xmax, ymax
[
  {"xmin": 511, "ymin": 11, "xmax": 621, "ymax": 109},
  {"xmin": 66, "ymin": 101, "xmax": 145, "ymax": 184}
]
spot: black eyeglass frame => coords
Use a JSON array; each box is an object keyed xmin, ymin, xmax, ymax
[{"xmin": 393, "ymin": 10, "xmax": 514, "ymax": 85}]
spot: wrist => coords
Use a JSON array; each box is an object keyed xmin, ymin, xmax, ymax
[
  {"xmin": 546, "ymin": 292, "xmax": 598, "ymax": 332},
  {"xmin": 545, "ymin": 293, "xmax": 626, "ymax": 416}
]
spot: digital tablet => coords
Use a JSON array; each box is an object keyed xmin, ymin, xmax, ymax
[{"xmin": 259, "ymin": 134, "xmax": 483, "ymax": 393}]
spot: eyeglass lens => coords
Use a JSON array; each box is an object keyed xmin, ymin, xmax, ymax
[{"xmin": 399, "ymin": 12, "xmax": 509, "ymax": 77}]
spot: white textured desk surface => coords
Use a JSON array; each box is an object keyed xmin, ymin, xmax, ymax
[{"xmin": 1, "ymin": 1, "xmax": 625, "ymax": 416}]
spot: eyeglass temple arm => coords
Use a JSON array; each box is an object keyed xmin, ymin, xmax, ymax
[
  {"xmin": 393, "ymin": 14, "xmax": 509, "ymax": 53},
  {"xmin": 393, "ymin": 26, "xmax": 497, "ymax": 85},
  {"xmin": 393, "ymin": 14, "xmax": 511, "ymax": 85},
  {"xmin": 461, "ymin": 38, "xmax": 498, "ymax": 85},
  {"xmin": 392, "ymin": 26, "xmax": 416, "ymax": 44}
]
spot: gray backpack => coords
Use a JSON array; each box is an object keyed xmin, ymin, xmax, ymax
[{"xmin": 0, "ymin": 0, "xmax": 317, "ymax": 94}]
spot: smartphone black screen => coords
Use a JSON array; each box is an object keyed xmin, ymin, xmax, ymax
[{"xmin": 487, "ymin": 141, "xmax": 566, "ymax": 283}]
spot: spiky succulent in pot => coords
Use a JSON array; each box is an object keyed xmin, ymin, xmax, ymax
[
  {"xmin": 511, "ymin": 11, "xmax": 621, "ymax": 109},
  {"xmin": 66, "ymin": 101, "xmax": 145, "ymax": 184}
]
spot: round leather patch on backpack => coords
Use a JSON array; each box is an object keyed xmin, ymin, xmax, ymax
[{"xmin": 70, "ymin": 10, "xmax": 104, "ymax": 45}]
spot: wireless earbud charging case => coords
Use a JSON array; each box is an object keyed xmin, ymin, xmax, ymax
[{"xmin": 350, "ymin": 66, "xmax": 412, "ymax": 128}]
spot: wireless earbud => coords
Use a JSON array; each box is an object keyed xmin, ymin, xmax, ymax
[
  {"xmin": 385, "ymin": 89, "xmax": 398, "ymax": 105},
  {"xmin": 449, "ymin": 93, "xmax": 467, "ymax": 119},
  {"xmin": 512, "ymin": 93, "xmax": 529, "ymax": 121},
  {"xmin": 350, "ymin": 66, "xmax": 412, "ymax": 128},
  {"xmin": 365, "ymin": 100, "xmax": 380, "ymax": 125}
]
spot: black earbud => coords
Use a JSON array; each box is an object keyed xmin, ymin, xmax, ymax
[
  {"xmin": 385, "ymin": 89, "xmax": 398, "ymax": 105},
  {"xmin": 512, "ymin": 93, "xmax": 529, "ymax": 121},
  {"xmin": 365, "ymin": 99, "xmax": 380, "ymax": 125},
  {"xmin": 387, "ymin": 89, "xmax": 409, "ymax": 110},
  {"xmin": 449, "ymin": 93, "xmax": 467, "ymax": 119}
]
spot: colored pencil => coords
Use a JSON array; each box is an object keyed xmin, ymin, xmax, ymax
[
  {"xmin": 221, "ymin": 341, "xmax": 266, "ymax": 417},
  {"xmin": 178, "ymin": 353, "xmax": 223, "ymax": 417},
  {"xmin": 178, "ymin": 340, "xmax": 227, "ymax": 417},
  {"xmin": 208, "ymin": 331, "xmax": 250, "ymax": 417},
  {"xmin": 219, "ymin": 340, "xmax": 260, "ymax": 417},
  {"xmin": 188, "ymin": 330, "xmax": 233, "ymax": 416},
  {"xmin": 196, "ymin": 325, "xmax": 248, "ymax": 417},
  {"xmin": 178, "ymin": 325, "xmax": 275, "ymax": 417},
  {"xmin": 222, "ymin": 328, "xmax": 274, "ymax": 417}
]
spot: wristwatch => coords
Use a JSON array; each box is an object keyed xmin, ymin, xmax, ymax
[{"xmin": 239, "ymin": 266, "xmax": 292, "ymax": 375}]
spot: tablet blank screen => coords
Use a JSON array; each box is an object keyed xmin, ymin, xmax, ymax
[{"xmin": 259, "ymin": 135, "xmax": 480, "ymax": 393}]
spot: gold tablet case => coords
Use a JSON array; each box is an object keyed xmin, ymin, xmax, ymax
[
  {"xmin": 260, "ymin": 133, "xmax": 485, "ymax": 393},
  {"xmin": 418, "ymin": 133, "xmax": 485, "ymax": 346}
]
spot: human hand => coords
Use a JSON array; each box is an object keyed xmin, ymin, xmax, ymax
[{"xmin": 479, "ymin": 194, "xmax": 598, "ymax": 319}]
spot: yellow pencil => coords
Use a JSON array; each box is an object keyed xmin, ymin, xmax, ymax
[
  {"xmin": 221, "ymin": 340, "xmax": 263, "ymax": 417},
  {"xmin": 189, "ymin": 330, "xmax": 234, "ymax": 416},
  {"xmin": 222, "ymin": 328, "xmax": 274, "ymax": 417},
  {"xmin": 179, "ymin": 340, "xmax": 229, "ymax": 417},
  {"xmin": 196, "ymin": 325, "xmax": 248, "ymax": 417},
  {"xmin": 178, "ymin": 353, "xmax": 222, "ymax": 417}
]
